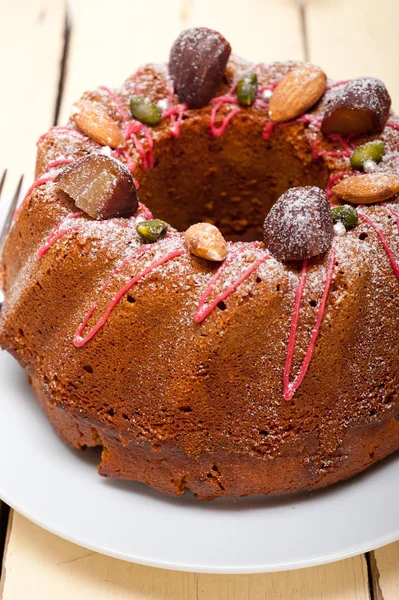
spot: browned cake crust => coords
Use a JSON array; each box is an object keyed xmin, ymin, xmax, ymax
[{"xmin": 0, "ymin": 55, "xmax": 398, "ymax": 499}]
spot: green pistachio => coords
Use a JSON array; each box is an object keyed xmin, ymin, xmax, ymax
[
  {"xmin": 136, "ymin": 219, "xmax": 168, "ymax": 243},
  {"xmin": 350, "ymin": 140, "xmax": 385, "ymax": 170},
  {"xmin": 237, "ymin": 72, "xmax": 258, "ymax": 107},
  {"xmin": 330, "ymin": 205, "xmax": 358, "ymax": 230},
  {"xmin": 130, "ymin": 96, "xmax": 162, "ymax": 126}
]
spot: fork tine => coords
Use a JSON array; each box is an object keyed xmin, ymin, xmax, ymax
[
  {"xmin": 0, "ymin": 175, "xmax": 24, "ymax": 254},
  {"xmin": 0, "ymin": 170, "xmax": 6, "ymax": 200}
]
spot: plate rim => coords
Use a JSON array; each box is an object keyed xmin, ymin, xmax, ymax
[
  {"xmin": 0, "ymin": 350, "xmax": 398, "ymax": 574},
  {"xmin": 1, "ymin": 484, "xmax": 399, "ymax": 573}
]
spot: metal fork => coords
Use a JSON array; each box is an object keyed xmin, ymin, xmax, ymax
[{"xmin": 0, "ymin": 171, "xmax": 24, "ymax": 310}]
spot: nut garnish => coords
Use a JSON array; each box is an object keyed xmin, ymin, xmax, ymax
[
  {"xmin": 71, "ymin": 100, "xmax": 125, "ymax": 148},
  {"xmin": 137, "ymin": 219, "xmax": 168, "ymax": 243},
  {"xmin": 185, "ymin": 223, "xmax": 227, "ymax": 261},
  {"xmin": 321, "ymin": 77, "xmax": 391, "ymax": 136},
  {"xmin": 332, "ymin": 173, "xmax": 399, "ymax": 204},
  {"xmin": 169, "ymin": 27, "xmax": 231, "ymax": 109},
  {"xmin": 268, "ymin": 64, "xmax": 327, "ymax": 123},
  {"xmin": 56, "ymin": 155, "xmax": 138, "ymax": 220},
  {"xmin": 263, "ymin": 186, "xmax": 333, "ymax": 261}
]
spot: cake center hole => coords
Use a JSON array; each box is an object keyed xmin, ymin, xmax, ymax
[{"xmin": 137, "ymin": 125, "xmax": 330, "ymax": 241}]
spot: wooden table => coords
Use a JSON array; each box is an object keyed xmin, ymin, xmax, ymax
[{"xmin": 0, "ymin": 0, "xmax": 398, "ymax": 597}]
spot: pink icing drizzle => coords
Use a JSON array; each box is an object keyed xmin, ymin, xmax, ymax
[
  {"xmin": 37, "ymin": 158, "xmax": 73, "ymax": 176},
  {"xmin": 98, "ymin": 85, "xmax": 129, "ymax": 122},
  {"xmin": 15, "ymin": 159, "xmax": 74, "ymax": 219},
  {"xmin": 283, "ymin": 247, "xmax": 336, "ymax": 401},
  {"xmin": 137, "ymin": 202, "xmax": 153, "ymax": 220},
  {"xmin": 98, "ymin": 86, "xmax": 155, "ymax": 171},
  {"xmin": 15, "ymin": 176, "xmax": 55, "ymax": 220},
  {"xmin": 123, "ymin": 121, "xmax": 154, "ymax": 170},
  {"xmin": 386, "ymin": 121, "xmax": 399, "ymax": 132},
  {"xmin": 312, "ymin": 134, "xmax": 352, "ymax": 159},
  {"xmin": 262, "ymin": 113, "xmax": 322, "ymax": 141},
  {"xmin": 209, "ymin": 84, "xmax": 241, "ymax": 138},
  {"xmin": 194, "ymin": 244, "xmax": 271, "ymax": 323},
  {"xmin": 162, "ymin": 103, "xmax": 188, "ymax": 138},
  {"xmin": 37, "ymin": 126, "xmax": 97, "ymax": 147},
  {"xmin": 74, "ymin": 247, "xmax": 186, "ymax": 347},
  {"xmin": 164, "ymin": 77, "xmax": 188, "ymax": 138},
  {"xmin": 325, "ymin": 80, "xmax": 350, "ymax": 91},
  {"xmin": 358, "ymin": 209, "xmax": 399, "ymax": 277},
  {"xmin": 38, "ymin": 212, "xmax": 83, "ymax": 258},
  {"xmin": 37, "ymin": 201, "xmax": 154, "ymax": 259}
]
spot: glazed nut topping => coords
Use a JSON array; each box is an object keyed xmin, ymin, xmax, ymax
[
  {"xmin": 321, "ymin": 77, "xmax": 391, "ymax": 136},
  {"xmin": 330, "ymin": 205, "xmax": 358, "ymax": 230},
  {"xmin": 237, "ymin": 72, "xmax": 258, "ymax": 107},
  {"xmin": 136, "ymin": 219, "xmax": 168, "ymax": 243},
  {"xmin": 268, "ymin": 63, "xmax": 327, "ymax": 123},
  {"xmin": 332, "ymin": 173, "xmax": 399, "ymax": 204},
  {"xmin": 130, "ymin": 96, "xmax": 162, "ymax": 126},
  {"xmin": 263, "ymin": 186, "xmax": 334, "ymax": 261},
  {"xmin": 350, "ymin": 140, "xmax": 385, "ymax": 170},
  {"xmin": 71, "ymin": 100, "xmax": 125, "ymax": 148},
  {"xmin": 169, "ymin": 27, "xmax": 232, "ymax": 109},
  {"xmin": 185, "ymin": 223, "xmax": 227, "ymax": 261},
  {"xmin": 56, "ymin": 154, "xmax": 138, "ymax": 220}
]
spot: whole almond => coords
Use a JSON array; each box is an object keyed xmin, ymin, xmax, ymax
[
  {"xmin": 71, "ymin": 100, "xmax": 125, "ymax": 148},
  {"xmin": 332, "ymin": 173, "xmax": 399, "ymax": 204},
  {"xmin": 269, "ymin": 64, "xmax": 327, "ymax": 123},
  {"xmin": 185, "ymin": 223, "xmax": 227, "ymax": 261}
]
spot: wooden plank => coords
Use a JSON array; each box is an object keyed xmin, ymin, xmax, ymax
[
  {"xmin": 188, "ymin": 0, "xmax": 304, "ymax": 63},
  {"xmin": 0, "ymin": 0, "xmax": 66, "ymax": 197},
  {"xmin": 59, "ymin": 0, "xmax": 183, "ymax": 123},
  {"xmin": 369, "ymin": 544, "xmax": 399, "ymax": 600},
  {"xmin": 306, "ymin": 0, "xmax": 399, "ymax": 109},
  {"xmin": 1, "ymin": 512, "xmax": 371, "ymax": 600},
  {"xmin": 59, "ymin": 0, "xmax": 303, "ymax": 123}
]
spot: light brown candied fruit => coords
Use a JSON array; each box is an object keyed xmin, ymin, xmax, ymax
[
  {"xmin": 185, "ymin": 222, "xmax": 227, "ymax": 261},
  {"xmin": 268, "ymin": 63, "xmax": 327, "ymax": 123},
  {"xmin": 71, "ymin": 100, "xmax": 125, "ymax": 148},
  {"xmin": 321, "ymin": 77, "xmax": 391, "ymax": 136},
  {"xmin": 56, "ymin": 155, "xmax": 138, "ymax": 220},
  {"xmin": 332, "ymin": 172, "xmax": 399, "ymax": 204}
]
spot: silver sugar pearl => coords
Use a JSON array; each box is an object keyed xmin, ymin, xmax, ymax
[
  {"xmin": 363, "ymin": 159, "xmax": 378, "ymax": 173},
  {"xmin": 262, "ymin": 89, "xmax": 273, "ymax": 101},
  {"xmin": 156, "ymin": 98, "xmax": 168, "ymax": 111},
  {"xmin": 334, "ymin": 222, "xmax": 346, "ymax": 236},
  {"xmin": 99, "ymin": 146, "xmax": 112, "ymax": 156}
]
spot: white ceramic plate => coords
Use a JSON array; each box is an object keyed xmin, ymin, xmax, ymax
[{"xmin": 0, "ymin": 350, "xmax": 398, "ymax": 573}]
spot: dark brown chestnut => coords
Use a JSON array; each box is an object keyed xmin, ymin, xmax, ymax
[
  {"xmin": 321, "ymin": 77, "xmax": 391, "ymax": 136},
  {"xmin": 264, "ymin": 187, "xmax": 334, "ymax": 261},
  {"xmin": 169, "ymin": 27, "xmax": 231, "ymax": 109}
]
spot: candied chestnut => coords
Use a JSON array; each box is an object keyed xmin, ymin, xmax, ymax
[
  {"xmin": 321, "ymin": 77, "xmax": 391, "ymax": 136},
  {"xmin": 264, "ymin": 187, "xmax": 334, "ymax": 261},
  {"xmin": 169, "ymin": 27, "xmax": 231, "ymax": 109},
  {"xmin": 56, "ymin": 155, "xmax": 138, "ymax": 220}
]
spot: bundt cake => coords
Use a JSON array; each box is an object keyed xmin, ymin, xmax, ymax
[{"xmin": 1, "ymin": 27, "xmax": 398, "ymax": 499}]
